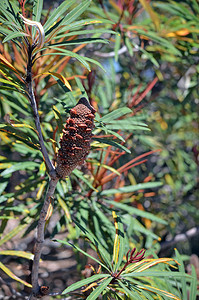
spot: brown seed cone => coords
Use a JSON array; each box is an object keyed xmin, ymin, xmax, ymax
[{"xmin": 56, "ymin": 97, "xmax": 96, "ymax": 178}]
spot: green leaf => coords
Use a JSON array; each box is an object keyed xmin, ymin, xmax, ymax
[
  {"xmin": 174, "ymin": 248, "xmax": 187, "ymax": 300},
  {"xmin": 104, "ymin": 200, "xmax": 167, "ymax": 225},
  {"xmin": 38, "ymin": 48, "xmax": 91, "ymax": 71},
  {"xmin": 189, "ymin": 265, "xmax": 197, "ymax": 300},
  {"xmin": 134, "ymin": 28, "xmax": 182, "ymax": 56},
  {"xmin": 3, "ymin": 32, "xmax": 28, "ymax": 43},
  {"xmin": 54, "ymin": 79, "xmax": 76, "ymax": 106},
  {"xmin": 125, "ymin": 36, "xmax": 134, "ymax": 56},
  {"xmin": 44, "ymin": 0, "xmax": 77, "ymax": 32},
  {"xmin": 118, "ymin": 280, "xmax": 143, "ymax": 300},
  {"xmin": 83, "ymin": 56, "xmax": 106, "ymax": 72},
  {"xmin": 86, "ymin": 276, "xmax": 112, "ymax": 300},
  {"xmin": 93, "ymin": 137, "xmax": 131, "ymax": 153},
  {"xmin": 114, "ymin": 33, "xmax": 122, "ymax": 62},
  {"xmin": 72, "ymin": 169, "xmax": 97, "ymax": 191},
  {"xmin": 1, "ymin": 161, "xmax": 40, "ymax": 176},
  {"xmin": 48, "ymin": 38, "xmax": 108, "ymax": 48},
  {"xmin": 32, "ymin": 0, "xmax": 43, "ymax": 37},
  {"xmin": 53, "ymin": 105, "xmax": 64, "ymax": 132},
  {"xmin": 57, "ymin": 0, "xmax": 92, "ymax": 27},
  {"xmin": 105, "ymin": 117, "xmax": 149, "ymax": 131},
  {"xmin": 73, "ymin": 220, "xmax": 113, "ymax": 270},
  {"xmin": 0, "ymin": 0, "xmax": 21, "ymax": 26},
  {"xmin": 100, "ymin": 108, "xmax": 132, "ymax": 123},
  {"xmin": 137, "ymin": 283, "xmax": 181, "ymax": 300},
  {"xmin": 33, "ymin": 0, "xmax": 43, "ymax": 22},
  {"xmin": 0, "ymin": 78, "xmax": 23, "ymax": 89},
  {"xmin": 55, "ymin": 18, "xmax": 114, "ymax": 35},
  {"xmin": 61, "ymin": 274, "xmax": 109, "ymax": 294},
  {"xmin": 101, "ymin": 182, "xmax": 162, "ymax": 195},
  {"xmin": 75, "ymin": 76, "xmax": 87, "ymax": 98},
  {"xmin": 54, "ymin": 239, "xmax": 110, "ymax": 272},
  {"xmin": 55, "ymin": 28, "xmax": 115, "ymax": 39},
  {"xmin": 130, "ymin": 217, "xmax": 159, "ymax": 240}
]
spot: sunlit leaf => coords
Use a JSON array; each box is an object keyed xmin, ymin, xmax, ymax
[
  {"xmin": 86, "ymin": 276, "xmax": 112, "ymax": 300},
  {"xmin": 61, "ymin": 274, "xmax": 109, "ymax": 294},
  {"xmin": 0, "ymin": 262, "xmax": 32, "ymax": 287}
]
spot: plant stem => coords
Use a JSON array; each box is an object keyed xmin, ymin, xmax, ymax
[
  {"xmin": 26, "ymin": 44, "xmax": 59, "ymax": 298},
  {"xmin": 31, "ymin": 177, "xmax": 59, "ymax": 298},
  {"xmin": 26, "ymin": 44, "xmax": 56, "ymax": 179}
]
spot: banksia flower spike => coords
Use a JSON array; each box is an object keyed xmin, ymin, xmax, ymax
[{"xmin": 56, "ymin": 98, "xmax": 96, "ymax": 178}]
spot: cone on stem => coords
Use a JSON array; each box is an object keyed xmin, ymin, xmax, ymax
[{"xmin": 56, "ymin": 98, "xmax": 96, "ymax": 178}]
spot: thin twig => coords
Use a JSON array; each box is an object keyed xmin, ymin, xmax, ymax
[
  {"xmin": 30, "ymin": 177, "xmax": 59, "ymax": 299},
  {"xmin": 26, "ymin": 44, "xmax": 56, "ymax": 178}
]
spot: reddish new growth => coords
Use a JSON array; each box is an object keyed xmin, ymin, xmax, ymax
[
  {"xmin": 111, "ymin": 248, "xmax": 146, "ymax": 282},
  {"xmin": 56, "ymin": 98, "xmax": 96, "ymax": 178}
]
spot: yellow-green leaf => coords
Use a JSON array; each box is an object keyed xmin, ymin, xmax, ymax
[
  {"xmin": 0, "ymin": 262, "xmax": 32, "ymax": 287},
  {"xmin": 112, "ymin": 211, "xmax": 120, "ymax": 269},
  {"xmin": 0, "ymin": 250, "xmax": 34, "ymax": 260},
  {"xmin": 139, "ymin": 0, "xmax": 160, "ymax": 30}
]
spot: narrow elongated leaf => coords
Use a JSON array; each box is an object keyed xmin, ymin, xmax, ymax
[
  {"xmin": 0, "ymin": 78, "xmax": 21, "ymax": 89},
  {"xmin": 73, "ymin": 220, "xmax": 112, "ymax": 270},
  {"xmin": 124, "ymin": 257, "xmax": 178, "ymax": 274},
  {"xmin": 0, "ymin": 262, "xmax": 32, "ymax": 287},
  {"xmin": 72, "ymin": 169, "xmax": 97, "ymax": 191},
  {"xmin": 190, "ymin": 265, "xmax": 197, "ymax": 300},
  {"xmin": 57, "ymin": 196, "xmax": 71, "ymax": 221},
  {"xmin": 112, "ymin": 212, "xmax": 125, "ymax": 272},
  {"xmin": 122, "ymin": 271, "xmax": 190, "ymax": 278},
  {"xmin": 44, "ymin": 0, "xmax": 77, "ymax": 31},
  {"xmin": 134, "ymin": 28, "xmax": 182, "ymax": 56},
  {"xmin": 57, "ymin": 0, "xmax": 91, "ymax": 27},
  {"xmin": 0, "ymin": 54, "xmax": 19, "ymax": 74},
  {"xmin": 75, "ymin": 76, "xmax": 87, "ymax": 98},
  {"xmin": 33, "ymin": 0, "xmax": 43, "ymax": 22},
  {"xmin": 0, "ymin": 250, "xmax": 34, "ymax": 260},
  {"xmin": 118, "ymin": 280, "xmax": 143, "ymax": 300},
  {"xmin": 130, "ymin": 217, "xmax": 159, "ymax": 240},
  {"xmin": 104, "ymin": 200, "xmax": 167, "ymax": 225},
  {"xmin": 107, "ymin": 118, "xmax": 148, "ymax": 127},
  {"xmin": 86, "ymin": 276, "xmax": 112, "ymax": 300},
  {"xmin": 53, "ymin": 105, "xmax": 64, "ymax": 132},
  {"xmin": 1, "ymin": 161, "xmax": 40, "ymax": 176},
  {"xmin": 139, "ymin": 0, "xmax": 160, "ymax": 30},
  {"xmin": 93, "ymin": 137, "xmax": 131, "ymax": 154},
  {"xmin": 114, "ymin": 33, "xmax": 121, "ymax": 62},
  {"xmin": 100, "ymin": 108, "xmax": 132, "ymax": 123},
  {"xmin": 38, "ymin": 49, "xmax": 91, "ymax": 70},
  {"xmin": 54, "ymin": 239, "xmax": 110, "ymax": 272},
  {"xmin": 55, "ymin": 29, "xmax": 115, "ymax": 39},
  {"xmin": 137, "ymin": 284, "xmax": 181, "ymax": 300},
  {"xmin": 48, "ymin": 38, "xmax": 108, "ymax": 48},
  {"xmin": 0, "ymin": 219, "xmax": 30, "ymax": 245},
  {"xmin": 83, "ymin": 56, "xmax": 106, "ymax": 72},
  {"xmin": 112, "ymin": 211, "xmax": 120, "ymax": 270},
  {"xmin": 3, "ymin": 32, "xmax": 29, "ymax": 43},
  {"xmin": 174, "ymin": 248, "xmax": 187, "ymax": 300},
  {"xmin": 62, "ymin": 274, "xmax": 109, "ymax": 294},
  {"xmin": 100, "ymin": 182, "xmax": 162, "ymax": 195}
]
